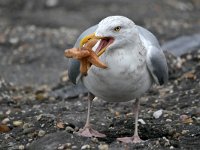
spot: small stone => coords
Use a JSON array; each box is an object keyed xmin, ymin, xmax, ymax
[
  {"xmin": 66, "ymin": 143, "xmax": 72, "ymax": 147},
  {"xmin": 38, "ymin": 130, "xmax": 46, "ymax": 137},
  {"xmin": 126, "ymin": 112, "xmax": 133, "ymax": 116},
  {"xmin": 65, "ymin": 126, "xmax": 74, "ymax": 133},
  {"xmin": 163, "ymin": 114, "xmax": 169, "ymax": 118},
  {"xmin": 0, "ymin": 124, "xmax": 11, "ymax": 132},
  {"xmin": 56, "ymin": 122, "xmax": 65, "ymax": 129},
  {"xmin": 186, "ymin": 54, "xmax": 192, "ymax": 60},
  {"xmin": 170, "ymin": 146, "xmax": 174, "ymax": 149},
  {"xmin": 91, "ymin": 137, "xmax": 98, "ymax": 143},
  {"xmin": 4, "ymin": 134, "xmax": 11, "ymax": 139},
  {"xmin": 81, "ymin": 144, "xmax": 90, "ymax": 149},
  {"xmin": 35, "ymin": 93, "xmax": 48, "ymax": 101},
  {"xmin": 60, "ymin": 71, "xmax": 69, "ymax": 82},
  {"xmin": 153, "ymin": 109, "xmax": 163, "ymax": 119},
  {"xmin": 173, "ymin": 132, "xmax": 181, "ymax": 138},
  {"xmin": 13, "ymin": 120, "xmax": 23, "ymax": 126},
  {"xmin": 49, "ymin": 96, "xmax": 56, "ymax": 101},
  {"xmin": 166, "ymin": 119, "xmax": 172, "ymax": 122},
  {"xmin": 23, "ymin": 123, "xmax": 33, "ymax": 129},
  {"xmin": 138, "ymin": 119, "xmax": 146, "ymax": 124},
  {"xmin": 18, "ymin": 145, "xmax": 25, "ymax": 150},
  {"xmin": 72, "ymin": 145, "xmax": 78, "ymax": 149},
  {"xmin": 46, "ymin": 0, "xmax": 58, "ymax": 7},
  {"xmin": 57, "ymin": 145, "xmax": 64, "ymax": 150},
  {"xmin": 180, "ymin": 115, "xmax": 193, "ymax": 124},
  {"xmin": 183, "ymin": 71, "xmax": 196, "ymax": 80},
  {"xmin": 98, "ymin": 144, "xmax": 109, "ymax": 150},
  {"xmin": 36, "ymin": 114, "xmax": 42, "ymax": 121},
  {"xmin": 155, "ymin": 140, "xmax": 160, "ymax": 145},
  {"xmin": 162, "ymin": 137, "xmax": 170, "ymax": 146},
  {"xmin": 101, "ymin": 123, "xmax": 105, "ymax": 126},
  {"xmin": 2, "ymin": 118, "xmax": 10, "ymax": 124},
  {"xmin": 57, "ymin": 143, "xmax": 72, "ymax": 149},
  {"xmin": 93, "ymin": 97, "xmax": 99, "ymax": 102},
  {"xmin": 181, "ymin": 130, "xmax": 189, "ymax": 134},
  {"xmin": 23, "ymin": 127, "xmax": 35, "ymax": 134},
  {"xmin": 6, "ymin": 109, "xmax": 11, "ymax": 115},
  {"xmin": 9, "ymin": 37, "xmax": 19, "ymax": 44},
  {"xmin": 115, "ymin": 111, "xmax": 120, "ymax": 117}
]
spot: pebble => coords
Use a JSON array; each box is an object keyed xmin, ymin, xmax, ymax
[
  {"xmin": 162, "ymin": 137, "xmax": 170, "ymax": 146},
  {"xmin": 18, "ymin": 145, "xmax": 25, "ymax": 150},
  {"xmin": 166, "ymin": 119, "xmax": 172, "ymax": 122},
  {"xmin": 6, "ymin": 109, "xmax": 11, "ymax": 115},
  {"xmin": 91, "ymin": 137, "xmax": 98, "ymax": 143},
  {"xmin": 181, "ymin": 130, "xmax": 189, "ymax": 134},
  {"xmin": 72, "ymin": 145, "xmax": 78, "ymax": 149},
  {"xmin": 98, "ymin": 144, "xmax": 109, "ymax": 150},
  {"xmin": 115, "ymin": 111, "xmax": 120, "ymax": 116},
  {"xmin": 180, "ymin": 115, "xmax": 193, "ymax": 123},
  {"xmin": 81, "ymin": 144, "xmax": 91, "ymax": 149},
  {"xmin": 153, "ymin": 109, "xmax": 163, "ymax": 119},
  {"xmin": 23, "ymin": 123, "xmax": 33, "ymax": 129},
  {"xmin": 138, "ymin": 119, "xmax": 146, "ymax": 124},
  {"xmin": 56, "ymin": 122, "xmax": 64, "ymax": 129},
  {"xmin": 0, "ymin": 124, "xmax": 11, "ymax": 132},
  {"xmin": 101, "ymin": 123, "xmax": 106, "ymax": 126},
  {"xmin": 13, "ymin": 120, "xmax": 23, "ymax": 126},
  {"xmin": 57, "ymin": 145, "xmax": 65, "ymax": 150},
  {"xmin": 4, "ymin": 134, "xmax": 11, "ymax": 140},
  {"xmin": 23, "ymin": 127, "xmax": 35, "ymax": 134},
  {"xmin": 38, "ymin": 130, "xmax": 46, "ymax": 137},
  {"xmin": 9, "ymin": 37, "xmax": 19, "ymax": 44},
  {"xmin": 66, "ymin": 143, "xmax": 72, "ymax": 147},
  {"xmin": 35, "ymin": 92, "xmax": 48, "ymax": 101},
  {"xmin": 2, "ymin": 118, "xmax": 10, "ymax": 124},
  {"xmin": 65, "ymin": 126, "xmax": 75, "ymax": 132},
  {"xmin": 57, "ymin": 143, "xmax": 72, "ymax": 150},
  {"xmin": 163, "ymin": 114, "xmax": 169, "ymax": 117},
  {"xmin": 46, "ymin": 0, "xmax": 58, "ymax": 7}
]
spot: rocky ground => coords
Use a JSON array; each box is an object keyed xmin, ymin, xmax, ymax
[{"xmin": 0, "ymin": 0, "xmax": 200, "ymax": 150}]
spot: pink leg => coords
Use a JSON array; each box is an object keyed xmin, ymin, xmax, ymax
[
  {"xmin": 77, "ymin": 93, "xmax": 106, "ymax": 138},
  {"xmin": 117, "ymin": 99, "xmax": 143, "ymax": 143}
]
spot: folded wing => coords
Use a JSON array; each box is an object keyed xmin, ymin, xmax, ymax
[{"xmin": 137, "ymin": 26, "xmax": 168, "ymax": 85}]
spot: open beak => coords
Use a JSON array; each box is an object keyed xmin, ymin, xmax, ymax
[{"xmin": 80, "ymin": 33, "xmax": 114, "ymax": 57}]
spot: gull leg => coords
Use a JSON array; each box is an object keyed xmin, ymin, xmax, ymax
[
  {"xmin": 77, "ymin": 93, "xmax": 106, "ymax": 137},
  {"xmin": 117, "ymin": 99, "xmax": 143, "ymax": 143}
]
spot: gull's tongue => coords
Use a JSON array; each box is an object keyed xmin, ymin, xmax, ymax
[{"xmin": 95, "ymin": 39, "xmax": 108, "ymax": 54}]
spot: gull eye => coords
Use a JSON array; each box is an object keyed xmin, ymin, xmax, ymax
[{"xmin": 114, "ymin": 26, "xmax": 121, "ymax": 32}]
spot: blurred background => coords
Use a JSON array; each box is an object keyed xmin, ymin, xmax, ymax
[{"xmin": 0, "ymin": 0, "xmax": 200, "ymax": 86}]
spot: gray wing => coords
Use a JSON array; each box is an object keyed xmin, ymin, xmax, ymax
[
  {"xmin": 68, "ymin": 25, "xmax": 98, "ymax": 84},
  {"xmin": 137, "ymin": 26, "xmax": 168, "ymax": 85}
]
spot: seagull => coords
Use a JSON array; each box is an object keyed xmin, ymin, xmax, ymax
[{"xmin": 67, "ymin": 16, "xmax": 168, "ymax": 143}]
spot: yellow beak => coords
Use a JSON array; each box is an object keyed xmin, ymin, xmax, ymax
[
  {"xmin": 80, "ymin": 33, "xmax": 110, "ymax": 57},
  {"xmin": 79, "ymin": 33, "xmax": 96, "ymax": 48}
]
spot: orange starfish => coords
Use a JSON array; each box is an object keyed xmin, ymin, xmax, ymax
[{"xmin": 64, "ymin": 39, "xmax": 107, "ymax": 75}]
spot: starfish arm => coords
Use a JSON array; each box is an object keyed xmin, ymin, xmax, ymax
[
  {"xmin": 80, "ymin": 59, "xmax": 88, "ymax": 75},
  {"xmin": 65, "ymin": 48, "xmax": 90, "ymax": 59},
  {"xmin": 88, "ymin": 51, "xmax": 107, "ymax": 69}
]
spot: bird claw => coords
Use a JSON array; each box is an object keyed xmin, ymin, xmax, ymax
[
  {"xmin": 117, "ymin": 135, "xmax": 143, "ymax": 143},
  {"xmin": 64, "ymin": 39, "xmax": 107, "ymax": 75},
  {"xmin": 77, "ymin": 127, "xmax": 106, "ymax": 138}
]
